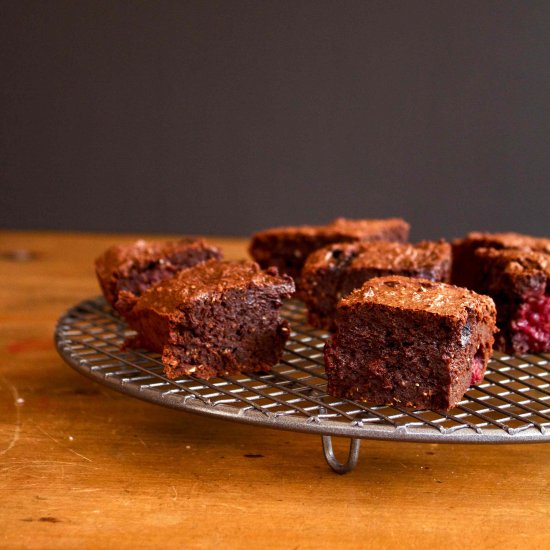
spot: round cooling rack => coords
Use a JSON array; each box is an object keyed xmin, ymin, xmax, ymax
[{"xmin": 55, "ymin": 297, "xmax": 550, "ymax": 473}]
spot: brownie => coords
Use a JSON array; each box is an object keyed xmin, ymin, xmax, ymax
[
  {"xmin": 249, "ymin": 217, "xmax": 410, "ymax": 285},
  {"xmin": 95, "ymin": 238, "xmax": 222, "ymax": 316},
  {"xmin": 451, "ymin": 231, "xmax": 550, "ymax": 289},
  {"xmin": 301, "ymin": 240, "xmax": 451, "ymax": 331},
  {"xmin": 324, "ymin": 276, "xmax": 497, "ymax": 410},
  {"xmin": 127, "ymin": 260, "xmax": 295, "ymax": 380},
  {"xmin": 473, "ymin": 247, "xmax": 550, "ymax": 354}
]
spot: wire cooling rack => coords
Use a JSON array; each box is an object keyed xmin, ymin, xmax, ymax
[{"xmin": 55, "ymin": 297, "xmax": 550, "ymax": 473}]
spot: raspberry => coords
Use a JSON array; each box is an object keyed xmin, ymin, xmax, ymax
[
  {"xmin": 470, "ymin": 349, "xmax": 485, "ymax": 385},
  {"xmin": 511, "ymin": 295, "xmax": 550, "ymax": 353}
]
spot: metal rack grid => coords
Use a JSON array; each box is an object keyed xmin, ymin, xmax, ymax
[{"xmin": 55, "ymin": 297, "xmax": 550, "ymax": 473}]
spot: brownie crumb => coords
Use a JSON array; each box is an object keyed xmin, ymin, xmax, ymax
[
  {"xmin": 301, "ymin": 240, "xmax": 451, "ymax": 330},
  {"xmin": 324, "ymin": 275, "xmax": 497, "ymax": 411},
  {"xmin": 451, "ymin": 231, "xmax": 550, "ymax": 289},
  {"xmin": 249, "ymin": 217, "xmax": 410, "ymax": 287},
  {"xmin": 95, "ymin": 238, "xmax": 222, "ymax": 317},
  {"xmin": 473, "ymin": 248, "xmax": 550, "ymax": 353},
  {"xmin": 127, "ymin": 260, "xmax": 295, "ymax": 380}
]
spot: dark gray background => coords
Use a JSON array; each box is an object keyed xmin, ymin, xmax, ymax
[{"xmin": 2, "ymin": 1, "xmax": 549, "ymax": 241}]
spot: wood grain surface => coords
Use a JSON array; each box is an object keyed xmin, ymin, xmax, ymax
[{"xmin": 1, "ymin": 231, "xmax": 549, "ymax": 550}]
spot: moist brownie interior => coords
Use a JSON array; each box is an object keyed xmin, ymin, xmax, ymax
[
  {"xmin": 324, "ymin": 276, "xmax": 496, "ymax": 410},
  {"xmin": 127, "ymin": 260, "xmax": 295, "ymax": 379}
]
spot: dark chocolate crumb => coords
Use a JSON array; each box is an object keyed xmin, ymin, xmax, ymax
[
  {"xmin": 243, "ymin": 453, "xmax": 264, "ymax": 458},
  {"xmin": 38, "ymin": 517, "xmax": 61, "ymax": 523},
  {"xmin": 461, "ymin": 321, "xmax": 472, "ymax": 347}
]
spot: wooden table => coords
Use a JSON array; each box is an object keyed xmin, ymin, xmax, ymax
[{"xmin": 1, "ymin": 231, "xmax": 549, "ymax": 549}]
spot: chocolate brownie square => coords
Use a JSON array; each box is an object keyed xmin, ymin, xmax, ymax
[
  {"xmin": 324, "ymin": 276, "xmax": 497, "ymax": 410},
  {"xmin": 451, "ymin": 231, "xmax": 550, "ymax": 289},
  {"xmin": 95, "ymin": 238, "xmax": 222, "ymax": 316},
  {"xmin": 127, "ymin": 260, "xmax": 295, "ymax": 380},
  {"xmin": 301, "ymin": 240, "xmax": 451, "ymax": 331},
  {"xmin": 474, "ymin": 248, "xmax": 550, "ymax": 354},
  {"xmin": 249, "ymin": 217, "xmax": 410, "ymax": 285}
]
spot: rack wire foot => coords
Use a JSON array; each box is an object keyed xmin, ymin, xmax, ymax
[{"xmin": 321, "ymin": 435, "xmax": 361, "ymax": 474}]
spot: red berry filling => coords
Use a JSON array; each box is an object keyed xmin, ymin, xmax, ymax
[
  {"xmin": 511, "ymin": 294, "xmax": 550, "ymax": 353},
  {"xmin": 470, "ymin": 348, "xmax": 485, "ymax": 385}
]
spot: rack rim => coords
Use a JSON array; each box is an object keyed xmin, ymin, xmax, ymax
[{"xmin": 55, "ymin": 297, "xmax": 550, "ymax": 445}]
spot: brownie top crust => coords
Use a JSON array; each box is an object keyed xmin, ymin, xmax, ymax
[
  {"xmin": 252, "ymin": 217, "xmax": 410, "ymax": 240},
  {"xmin": 476, "ymin": 247, "xmax": 550, "ymax": 274},
  {"xmin": 95, "ymin": 238, "xmax": 204, "ymax": 282},
  {"xmin": 134, "ymin": 260, "xmax": 295, "ymax": 314},
  {"xmin": 307, "ymin": 240, "xmax": 449, "ymax": 272},
  {"xmin": 343, "ymin": 275, "xmax": 495, "ymax": 321},
  {"xmin": 457, "ymin": 232, "xmax": 550, "ymax": 254},
  {"xmin": 475, "ymin": 247, "xmax": 550, "ymax": 294}
]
